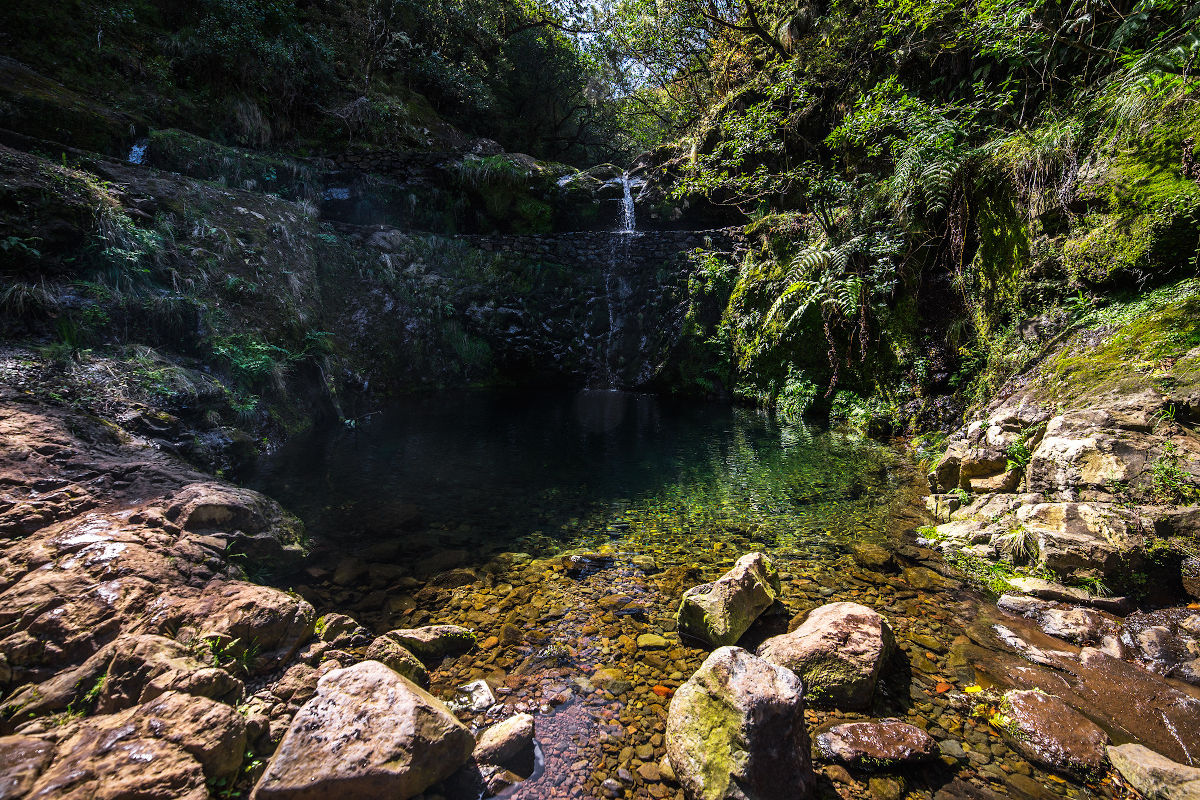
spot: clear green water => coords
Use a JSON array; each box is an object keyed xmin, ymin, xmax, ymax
[{"xmin": 246, "ymin": 389, "xmax": 908, "ymax": 563}]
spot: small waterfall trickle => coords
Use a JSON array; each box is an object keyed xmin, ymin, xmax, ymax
[
  {"xmin": 593, "ymin": 174, "xmax": 645, "ymax": 389},
  {"xmin": 618, "ymin": 175, "xmax": 638, "ymax": 232}
]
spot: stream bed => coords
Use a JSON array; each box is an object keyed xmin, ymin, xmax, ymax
[{"xmin": 246, "ymin": 390, "xmax": 1131, "ymax": 800}]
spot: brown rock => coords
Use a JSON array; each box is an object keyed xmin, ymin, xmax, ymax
[
  {"xmin": 251, "ymin": 660, "xmax": 475, "ymax": 800},
  {"xmin": 999, "ymin": 690, "xmax": 1109, "ymax": 778},
  {"xmin": 758, "ymin": 602, "xmax": 895, "ymax": 710},
  {"xmin": 815, "ymin": 719, "xmax": 938, "ymax": 769},
  {"xmin": 0, "ymin": 735, "xmax": 55, "ymax": 798}
]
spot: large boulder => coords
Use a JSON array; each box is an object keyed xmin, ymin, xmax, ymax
[
  {"xmin": 1107, "ymin": 744, "xmax": 1200, "ymax": 800},
  {"xmin": 814, "ymin": 719, "xmax": 938, "ymax": 770},
  {"xmin": 676, "ymin": 553, "xmax": 781, "ymax": 647},
  {"xmin": 757, "ymin": 602, "xmax": 894, "ymax": 710},
  {"xmin": 665, "ymin": 646, "xmax": 813, "ymax": 800},
  {"xmin": 1016, "ymin": 502, "xmax": 1145, "ymax": 579},
  {"xmin": 251, "ymin": 660, "xmax": 475, "ymax": 800},
  {"xmin": 999, "ymin": 690, "xmax": 1109, "ymax": 778}
]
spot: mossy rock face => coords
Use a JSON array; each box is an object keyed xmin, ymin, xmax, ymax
[
  {"xmin": 0, "ymin": 59, "xmax": 135, "ymax": 156},
  {"xmin": 676, "ymin": 552, "xmax": 781, "ymax": 647},
  {"xmin": 1065, "ymin": 107, "xmax": 1200, "ymax": 289},
  {"xmin": 1063, "ymin": 197, "xmax": 1200, "ymax": 288},
  {"xmin": 665, "ymin": 647, "xmax": 814, "ymax": 800}
]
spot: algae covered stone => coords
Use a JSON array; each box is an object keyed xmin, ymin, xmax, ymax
[
  {"xmin": 757, "ymin": 601, "xmax": 894, "ymax": 710},
  {"xmin": 676, "ymin": 552, "xmax": 780, "ymax": 647},
  {"xmin": 665, "ymin": 646, "xmax": 814, "ymax": 800}
]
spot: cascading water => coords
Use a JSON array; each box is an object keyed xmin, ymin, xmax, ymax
[{"xmin": 594, "ymin": 175, "xmax": 644, "ymax": 388}]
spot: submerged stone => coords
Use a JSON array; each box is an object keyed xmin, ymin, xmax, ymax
[
  {"xmin": 815, "ymin": 719, "xmax": 938, "ymax": 770},
  {"xmin": 999, "ymin": 690, "xmax": 1109, "ymax": 778}
]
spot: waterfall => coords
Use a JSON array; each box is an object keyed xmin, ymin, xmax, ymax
[
  {"xmin": 593, "ymin": 175, "xmax": 645, "ymax": 388},
  {"xmin": 618, "ymin": 175, "xmax": 638, "ymax": 232}
]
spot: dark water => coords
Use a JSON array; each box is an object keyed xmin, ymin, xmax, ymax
[{"xmin": 246, "ymin": 389, "xmax": 905, "ymax": 563}]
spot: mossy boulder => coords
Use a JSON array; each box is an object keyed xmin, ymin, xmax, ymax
[
  {"xmin": 665, "ymin": 646, "xmax": 814, "ymax": 800},
  {"xmin": 757, "ymin": 602, "xmax": 895, "ymax": 710},
  {"xmin": 677, "ymin": 552, "xmax": 781, "ymax": 647}
]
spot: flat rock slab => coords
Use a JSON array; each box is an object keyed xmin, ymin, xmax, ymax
[
  {"xmin": 251, "ymin": 660, "xmax": 475, "ymax": 800},
  {"xmin": 958, "ymin": 611, "xmax": 1200, "ymax": 766},
  {"xmin": 1000, "ymin": 690, "xmax": 1109, "ymax": 778},
  {"xmin": 815, "ymin": 719, "xmax": 938, "ymax": 770}
]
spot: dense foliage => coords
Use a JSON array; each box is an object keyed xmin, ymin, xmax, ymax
[
  {"xmin": 0, "ymin": 0, "xmax": 631, "ymax": 163},
  {"xmin": 602, "ymin": 0, "xmax": 1200, "ymax": 427}
]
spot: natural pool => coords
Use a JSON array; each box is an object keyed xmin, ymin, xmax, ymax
[{"xmin": 246, "ymin": 390, "xmax": 1128, "ymax": 800}]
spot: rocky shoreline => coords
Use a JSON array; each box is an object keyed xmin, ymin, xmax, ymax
[{"xmin": 3, "ymin": 373, "xmax": 1200, "ymax": 800}]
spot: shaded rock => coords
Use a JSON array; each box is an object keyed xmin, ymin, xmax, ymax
[
  {"xmin": 851, "ymin": 543, "xmax": 897, "ymax": 572},
  {"xmin": 815, "ymin": 719, "xmax": 938, "ymax": 770},
  {"xmin": 561, "ymin": 553, "xmax": 616, "ymax": 578},
  {"xmin": 364, "ymin": 634, "xmax": 429, "ymax": 688},
  {"xmin": 666, "ymin": 646, "xmax": 813, "ymax": 800},
  {"xmin": 677, "ymin": 552, "xmax": 780, "ymax": 647},
  {"xmin": 0, "ymin": 735, "xmax": 55, "ymax": 798},
  {"xmin": 314, "ymin": 613, "xmax": 368, "ymax": 648},
  {"xmin": 1121, "ymin": 608, "xmax": 1200, "ymax": 686},
  {"xmin": 1107, "ymin": 744, "xmax": 1200, "ymax": 800},
  {"xmin": 252, "ymin": 660, "xmax": 474, "ymax": 799},
  {"xmin": 475, "ymin": 713, "xmax": 535, "ymax": 776},
  {"xmin": 385, "ymin": 625, "xmax": 477, "ymax": 664},
  {"xmin": 999, "ymin": 690, "xmax": 1109, "ymax": 778},
  {"xmin": 758, "ymin": 602, "xmax": 894, "ymax": 710}
]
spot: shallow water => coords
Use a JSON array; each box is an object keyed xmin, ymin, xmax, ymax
[{"xmin": 247, "ymin": 390, "xmax": 1123, "ymax": 800}]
